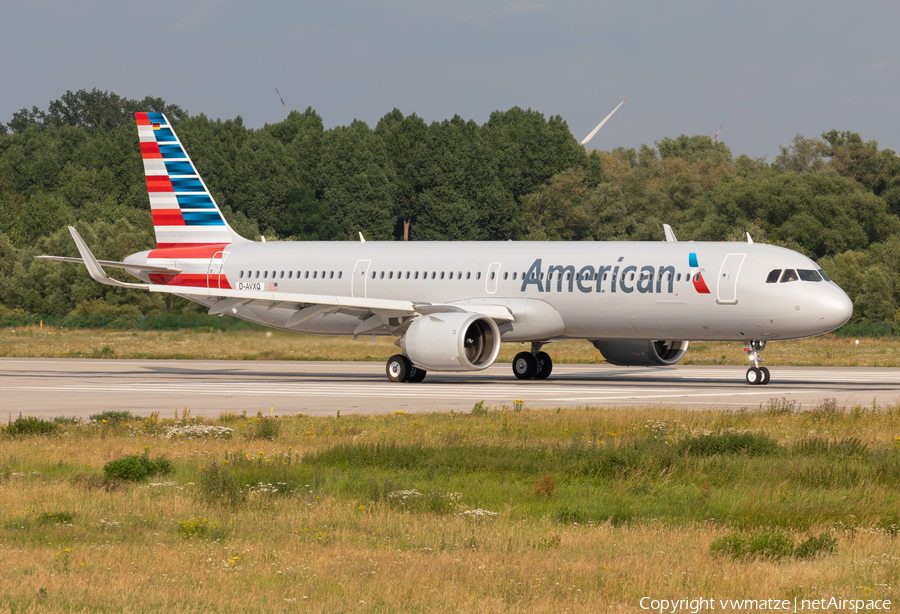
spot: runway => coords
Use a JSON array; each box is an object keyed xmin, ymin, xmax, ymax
[{"xmin": 2, "ymin": 358, "xmax": 899, "ymax": 419}]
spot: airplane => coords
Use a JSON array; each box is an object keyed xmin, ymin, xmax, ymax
[{"xmin": 39, "ymin": 112, "xmax": 853, "ymax": 386}]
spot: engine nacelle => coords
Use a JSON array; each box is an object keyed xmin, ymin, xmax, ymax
[
  {"xmin": 591, "ymin": 339, "xmax": 689, "ymax": 366},
  {"xmin": 400, "ymin": 312, "xmax": 501, "ymax": 372}
]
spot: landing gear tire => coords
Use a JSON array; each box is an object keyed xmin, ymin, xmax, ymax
[
  {"xmin": 759, "ymin": 367, "xmax": 770, "ymax": 385},
  {"xmin": 386, "ymin": 354, "xmax": 411, "ymax": 383},
  {"xmin": 513, "ymin": 351, "xmax": 537, "ymax": 380},
  {"xmin": 746, "ymin": 367, "xmax": 762, "ymax": 385},
  {"xmin": 407, "ymin": 366, "xmax": 427, "ymax": 383},
  {"xmin": 533, "ymin": 351, "xmax": 553, "ymax": 380}
]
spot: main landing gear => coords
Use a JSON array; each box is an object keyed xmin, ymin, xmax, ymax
[
  {"xmin": 513, "ymin": 342, "xmax": 553, "ymax": 380},
  {"xmin": 386, "ymin": 354, "xmax": 427, "ymax": 383},
  {"xmin": 744, "ymin": 340, "xmax": 770, "ymax": 385}
]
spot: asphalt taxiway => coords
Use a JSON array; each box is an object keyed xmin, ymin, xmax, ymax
[{"xmin": 1, "ymin": 358, "xmax": 899, "ymax": 419}]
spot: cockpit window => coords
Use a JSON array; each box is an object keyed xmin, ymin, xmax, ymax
[
  {"xmin": 780, "ymin": 269, "xmax": 798, "ymax": 283},
  {"xmin": 798, "ymin": 269, "xmax": 822, "ymax": 282},
  {"xmin": 766, "ymin": 269, "xmax": 782, "ymax": 283},
  {"xmin": 818, "ymin": 268, "xmax": 831, "ymax": 282}
]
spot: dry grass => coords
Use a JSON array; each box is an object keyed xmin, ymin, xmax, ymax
[
  {"xmin": 1, "ymin": 407, "xmax": 899, "ymax": 612},
  {"xmin": 3, "ymin": 326, "xmax": 900, "ymax": 367}
]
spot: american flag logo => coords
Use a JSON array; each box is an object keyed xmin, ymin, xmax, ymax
[{"xmin": 268, "ymin": 282, "xmax": 279, "ymax": 291}]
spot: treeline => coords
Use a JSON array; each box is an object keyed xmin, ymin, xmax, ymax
[{"xmin": 1, "ymin": 88, "xmax": 900, "ymax": 322}]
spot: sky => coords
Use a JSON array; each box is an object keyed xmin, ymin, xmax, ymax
[{"xmin": 2, "ymin": 0, "xmax": 899, "ymax": 160}]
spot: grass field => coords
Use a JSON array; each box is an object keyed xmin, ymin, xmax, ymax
[
  {"xmin": 1, "ymin": 405, "xmax": 898, "ymax": 612},
  {"xmin": 3, "ymin": 326, "xmax": 900, "ymax": 367}
]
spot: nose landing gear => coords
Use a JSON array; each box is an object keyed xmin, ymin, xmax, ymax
[{"xmin": 744, "ymin": 340, "xmax": 770, "ymax": 385}]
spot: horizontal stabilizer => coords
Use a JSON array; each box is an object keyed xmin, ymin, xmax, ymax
[{"xmin": 36, "ymin": 255, "xmax": 182, "ymax": 275}]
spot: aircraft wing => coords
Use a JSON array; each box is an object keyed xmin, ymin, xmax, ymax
[{"xmin": 49, "ymin": 226, "xmax": 513, "ymax": 330}]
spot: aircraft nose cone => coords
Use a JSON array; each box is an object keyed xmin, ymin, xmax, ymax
[{"xmin": 824, "ymin": 286, "xmax": 853, "ymax": 330}]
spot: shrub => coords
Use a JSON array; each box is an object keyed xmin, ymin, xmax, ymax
[
  {"xmin": 710, "ymin": 529, "xmax": 795, "ymax": 560},
  {"xmin": 678, "ymin": 432, "xmax": 780, "ymax": 456},
  {"xmin": 198, "ymin": 462, "xmax": 247, "ymax": 507},
  {"xmin": 178, "ymin": 516, "xmax": 222, "ymax": 540},
  {"xmin": 554, "ymin": 505, "xmax": 586, "ymax": 524},
  {"xmin": 7, "ymin": 414, "xmax": 58, "ymax": 436},
  {"xmin": 795, "ymin": 533, "xmax": 837, "ymax": 559},
  {"xmin": 533, "ymin": 475, "xmax": 556, "ymax": 498},
  {"xmin": 36, "ymin": 511, "xmax": 75, "ymax": 525},
  {"xmin": 247, "ymin": 417, "xmax": 280, "ymax": 440},
  {"xmin": 103, "ymin": 449, "xmax": 173, "ymax": 482},
  {"xmin": 90, "ymin": 410, "xmax": 134, "ymax": 423},
  {"xmin": 471, "ymin": 401, "xmax": 488, "ymax": 416}
]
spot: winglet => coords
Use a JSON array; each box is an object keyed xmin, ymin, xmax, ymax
[
  {"xmin": 359, "ymin": 232, "xmax": 366, "ymax": 243},
  {"xmin": 746, "ymin": 232, "xmax": 753, "ymax": 244},
  {"xmin": 663, "ymin": 224, "xmax": 678, "ymax": 243},
  {"xmin": 68, "ymin": 226, "xmax": 149, "ymax": 289}
]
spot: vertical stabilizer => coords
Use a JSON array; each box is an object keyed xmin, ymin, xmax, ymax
[{"xmin": 136, "ymin": 112, "xmax": 249, "ymax": 248}]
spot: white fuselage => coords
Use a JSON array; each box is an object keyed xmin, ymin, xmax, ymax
[{"xmin": 128, "ymin": 240, "xmax": 853, "ymax": 343}]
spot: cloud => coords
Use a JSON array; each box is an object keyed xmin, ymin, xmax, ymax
[
  {"xmin": 504, "ymin": 1, "xmax": 548, "ymax": 14},
  {"xmin": 867, "ymin": 61, "xmax": 889, "ymax": 72}
]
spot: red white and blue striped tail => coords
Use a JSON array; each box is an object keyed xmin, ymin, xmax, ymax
[{"xmin": 136, "ymin": 112, "xmax": 248, "ymax": 249}]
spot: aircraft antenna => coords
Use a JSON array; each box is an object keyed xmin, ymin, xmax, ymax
[{"xmin": 581, "ymin": 97, "xmax": 627, "ymax": 146}]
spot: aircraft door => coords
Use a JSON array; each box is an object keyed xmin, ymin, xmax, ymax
[
  {"xmin": 486, "ymin": 262, "xmax": 501, "ymax": 294},
  {"xmin": 717, "ymin": 253, "xmax": 746, "ymax": 305},
  {"xmin": 207, "ymin": 251, "xmax": 229, "ymax": 289},
  {"xmin": 352, "ymin": 260, "xmax": 371, "ymax": 298}
]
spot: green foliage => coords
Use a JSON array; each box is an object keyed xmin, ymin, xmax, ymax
[
  {"xmin": 246, "ymin": 416, "xmax": 280, "ymax": 440},
  {"xmin": 178, "ymin": 516, "xmax": 223, "ymax": 540},
  {"xmin": 89, "ymin": 410, "xmax": 134, "ymax": 423},
  {"xmin": 794, "ymin": 533, "xmax": 838, "ymax": 559},
  {"xmin": 711, "ymin": 530, "xmax": 837, "ymax": 561},
  {"xmin": 6, "ymin": 413, "xmax": 59, "ymax": 436},
  {"xmin": 710, "ymin": 529, "xmax": 795, "ymax": 560},
  {"xmin": 199, "ymin": 462, "xmax": 247, "ymax": 507},
  {"xmin": 36, "ymin": 511, "xmax": 75, "ymax": 525},
  {"xmin": 102, "ymin": 449, "xmax": 173, "ymax": 482},
  {"xmin": 677, "ymin": 432, "xmax": 780, "ymax": 456}
]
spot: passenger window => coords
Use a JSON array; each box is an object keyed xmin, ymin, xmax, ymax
[
  {"xmin": 432, "ymin": 272, "xmax": 436, "ymax": 279},
  {"xmin": 338, "ymin": 271, "xmax": 342, "ymax": 279},
  {"xmin": 676, "ymin": 273, "xmax": 681, "ymax": 281},
  {"xmin": 491, "ymin": 272, "xmax": 496, "ymax": 280},
  {"xmin": 264, "ymin": 271, "xmax": 268, "ymax": 279},
  {"xmin": 405, "ymin": 272, "xmax": 410, "ymax": 279},
  {"xmin": 380, "ymin": 272, "xmax": 384, "ymax": 279},
  {"xmin": 330, "ymin": 271, "xmax": 334, "ymax": 279},
  {"xmin": 798, "ymin": 269, "xmax": 821, "ymax": 282},
  {"xmin": 565, "ymin": 272, "xmax": 570, "ymax": 280},
  {"xmin": 458, "ymin": 271, "xmax": 462, "ymax": 279},
  {"xmin": 540, "ymin": 273, "xmax": 544, "ymax": 281},
  {"xmin": 239, "ymin": 271, "xmax": 244, "ymax": 279},
  {"xmin": 389, "ymin": 272, "xmax": 393, "ymax": 279},
  {"xmin": 414, "ymin": 272, "xmax": 419, "ymax": 279},
  {"xmin": 441, "ymin": 272, "xmax": 445, "ymax": 279},
  {"xmin": 780, "ymin": 269, "xmax": 798, "ymax": 283},
  {"xmin": 503, "ymin": 272, "xmax": 508, "ymax": 280},
  {"xmin": 629, "ymin": 273, "xmax": 634, "ymax": 281},
  {"xmin": 477, "ymin": 272, "xmax": 482, "ymax": 280},
  {"xmin": 766, "ymin": 269, "xmax": 782, "ymax": 283},
  {"xmin": 467, "ymin": 272, "xmax": 472, "ymax": 280},
  {"xmin": 448, "ymin": 272, "xmax": 453, "ymax": 280},
  {"xmin": 313, "ymin": 271, "xmax": 318, "ymax": 279}
]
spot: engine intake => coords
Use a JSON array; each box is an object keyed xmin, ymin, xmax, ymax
[
  {"xmin": 591, "ymin": 339, "xmax": 689, "ymax": 366},
  {"xmin": 400, "ymin": 312, "xmax": 501, "ymax": 372}
]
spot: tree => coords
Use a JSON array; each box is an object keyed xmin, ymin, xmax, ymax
[{"xmin": 375, "ymin": 109, "xmax": 428, "ymax": 240}]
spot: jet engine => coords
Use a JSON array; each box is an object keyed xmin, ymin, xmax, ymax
[
  {"xmin": 591, "ymin": 340, "xmax": 689, "ymax": 366},
  {"xmin": 400, "ymin": 312, "xmax": 501, "ymax": 372}
]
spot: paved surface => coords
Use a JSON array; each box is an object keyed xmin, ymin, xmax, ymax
[{"xmin": 2, "ymin": 358, "xmax": 899, "ymax": 419}]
